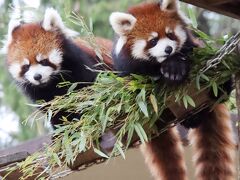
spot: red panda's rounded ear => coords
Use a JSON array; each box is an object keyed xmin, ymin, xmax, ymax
[
  {"xmin": 42, "ymin": 8, "xmax": 65, "ymax": 31},
  {"xmin": 6, "ymin": 19, "xmax": 21, "ymax": 46},
  {"xmin": 41, "ymin": 8, "xmax": 79, "ymax": 37},
  {"xmin": 109, "ymin": 12, "xmax": 136, "ymax": 36},
  {"xmin": 160, "ymin": 0, "xmax": 179, "ymax": 11}
]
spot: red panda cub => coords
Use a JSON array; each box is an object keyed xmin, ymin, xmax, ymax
[
  {"xmin": 110, "ymin": 0, "xmax": 236, "ymax": 180},
  {"xmin": 110, "ymin": 0, "xmax": 195, "ymax": 84},
  {"xmin": 6, "ymin": 8, "xmax": 112, "ymax": 127}
]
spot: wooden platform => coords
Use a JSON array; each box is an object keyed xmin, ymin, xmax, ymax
[{"xmin": 181, "ymin": 0, "xmax": 240, "ymax": 20}]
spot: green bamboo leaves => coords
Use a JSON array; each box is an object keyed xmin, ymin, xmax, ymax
[{"xmin": 182, "ymin": 95, "xmax": 196, "ymax": 109}]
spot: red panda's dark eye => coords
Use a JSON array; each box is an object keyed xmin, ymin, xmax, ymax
[
  {"xmin": 149, "ymin": 37, "xmax": 159, "ymax": 48},
  {"xmin": 166, "ymin": 32, "xmax": 176, "ymax": 41},
  {"xmin": 40, "ymin": 59, "xmax": 50, "ymax": 66},
  {"xmin": 22, "ymin": 64, "xmax": 30, "ymax": 73}
]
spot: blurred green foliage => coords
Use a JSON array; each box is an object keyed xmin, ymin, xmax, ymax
[
  {"xmin": 0, "ymin": 0, "xmax": 39, "ymax": 144},
  {"xmin": 41, "ymin": 0, "xmax": 143, "ymax": 38}
]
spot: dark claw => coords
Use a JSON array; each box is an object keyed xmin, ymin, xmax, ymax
[{"xmin": 160, "ymin": 54, "xmax": 190, "ymax": 85}]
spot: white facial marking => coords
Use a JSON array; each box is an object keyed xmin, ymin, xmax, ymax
[
  {"xmin": 131, "ymin": 40, "xmax": 148, "ymax": 60},
  {"xmin": 148, "ymin": 38, "xmax": 177, "ymax": 63},
  {"xmin": 165, "ymin": 27, "xmax": 173, "ymax": 34},
  {"xmin": 36, "ymin": 54, "xmax": 43, "ymax": 62},
  {"xmin": 148, "ymin": 32, "xmax": 158, "ymax": 41},
  {"xmin": 115, "ymin": 36, "xmax": 127, "ymax": 56},
  {"xmin": 23, "ymin": 58, "xmax": 30, "ymax": 65},
  {"xmin": 48, "ymin": 49, "xmax": 63, "ymax": 66},
  {"xmin": 8, "ymin": 63, "xmax": 22, "ymax": 80},
  {"xmin": 109, "ymin": 12, "xmax": 137, "ymax": 36},
  {"xmin": 25, "ymin": 64, "xmax": 54, "ymax": 85},
  {"xmin": 174, "ymin": 25, "xmax": 187, "ymax": 48}
]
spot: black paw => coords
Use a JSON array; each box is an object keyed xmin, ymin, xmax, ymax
[
  {"xmin": 160, "ymin": 54, "xmax": 190, "ymax": 85},
  {"xmin": 180, "ymin": 107, "xmax": 209, "ymax": 129},
  {"xmin": 209, "ymin": 79, "xmax": 233, "ymax": 102}
]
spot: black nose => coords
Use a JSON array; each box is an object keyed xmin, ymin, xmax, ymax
[
  {"xmin": 34, "ymin": 74, "xmax": 42, "ymax": 81},
  {"xmin": 165, "ymin": 46, "xmax": 173, "ymax": 55}
]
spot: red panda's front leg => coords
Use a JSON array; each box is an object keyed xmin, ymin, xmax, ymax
[
  {"xmin": 189, "ymin": 104, "xmax": 236, "ymax": 180},
  {"xmin": 140, "ymin": 127, "xmax": 188, "ymax": 180}
]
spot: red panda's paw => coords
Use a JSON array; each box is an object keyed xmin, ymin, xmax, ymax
[
  {"xmin": 99, "ymin": 130, "xmax": 116, "ymax": 154},
  {"xmin": 209, "ymin": 78, "xmax": 233, "ymax": 102},
  {"xmin": 160, "ymin": 54, "xmax": 190, "ymax": 85}
]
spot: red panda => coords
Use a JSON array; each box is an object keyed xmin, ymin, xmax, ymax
[
  {"xmin": 109, "ymin": 0, "xmax": 236, "ymax": 180},
  {"xmin": 109, "ymin": 0, "xmax": 195, "ymax": 84},
  {"xmin": 6, "ymin": 8, "xmax": 113, "ymax": 127}
]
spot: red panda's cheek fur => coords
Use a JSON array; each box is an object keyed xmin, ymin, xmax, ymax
[{"xmin": 7, "ymin": 23, "xmax": 63, "ymax": 66}]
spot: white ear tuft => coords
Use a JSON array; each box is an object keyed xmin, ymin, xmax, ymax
[
  {"xmin": 160, "ymin": 0, "xmax": 179, "ymax": 11},
  {"xmin": 42, "ymin": 8, "xmax": 64, "ymax": 31},
  {"xmin": 63, "ymin": 28, "xmax": 80, "ymax": 37},
  {"xmin": 7, "ymin": 19, "xmax": 21, "ymax": 46},
  {"xmin": 109, "ymin": 12, "xmax": 136, "ymax": 36}
]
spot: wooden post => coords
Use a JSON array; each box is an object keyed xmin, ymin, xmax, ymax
[
  {"xmin": 235, "ymin": 43, "xmax": 240, "ymax": 179},
  {"xmin": 235, "ymin": 73, "xmax": 240, "ymax": 179}
]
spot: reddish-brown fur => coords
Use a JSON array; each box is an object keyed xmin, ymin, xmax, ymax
[
  {"xmin": 189, "ymin": 104, "xmax": 236, "ymax": 180},
  {"xmin": 140, "ymin": 127, "xmax": 187, "ymax": 180},
  {"xmin": 74, "ymin": 37, "xmax": 113, "ymax": 67}
]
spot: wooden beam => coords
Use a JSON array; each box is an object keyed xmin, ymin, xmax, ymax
[
  {"xmin": 205, "ymin": 0, "xmax": 233, "ymax": 5},
  {"xmin": 181, "ymin": 0, "xmax": 240, "ymax": 20},
  {"xmin": 0, "ymin": 152, "xmax": 29, "ymax": 168}
]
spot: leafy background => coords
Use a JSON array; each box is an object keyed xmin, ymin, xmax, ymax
[{"xmin": 0, "ymin": 0, "xmax": 239, "ymax": 148}]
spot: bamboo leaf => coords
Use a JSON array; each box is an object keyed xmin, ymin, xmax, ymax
[
  {"xmin": 94, "ymin": 148, "xmax": 109, "ymax": 158},
  {"xmin": 65, "ymin": 144, "xmax": 73, "ymax": 164},
  {"xmin": 222, "ymin": 60, "xmax": 231, "ymax": 70},
  {"xmin": 53, "ymin": 153, "xmax": 61, "ymax": 167},
  {"xmin": 212, "ymin": 82, "xmax": 218, "ymax": 97},
  {"xmin": 188, "ymin": 8, "xmax": 198, "ymax": 28},
  {"xmin": 116, "ymin": 102, "xmax": 122, "ymax": 113},
  {"xmin": 79, "ymin": 133, "xmax": 86, "ymax": 152},
  {"xmin": 47, "ymin": 110, "xmax": 53, "ymax": 122},
  {"xmin": 115, "ymin": 143, "xmax": 125, "ymax": 159},
  {"xmin": 126, "ymin": 125, "xmax": 134, "ymax": 148},
  {"xmin": 150, "ymin": 94, "xmax": 158, "ymax": 114},
  {"xmin": 67, "ymin": 83, "xmax": 78, "ymax": 93},
  {"xmin": 186, "ymin": 95, "xmax": 196, "ymax": 107},
  {"xmin": 136, "ymin": 123, "xmax": 148, "ymax": 142},
  {"xmin": 140, "ymin": 88, "xmax": 146, "ymax": 102},
  {"xmin": 134, "ymin": 123, "xmax": 145, "ymax": 144},
  {"xmin": 137, "ymin": 101, "xmax": 149, "ymax": 117},
  {"xmin": 99, "ymin": 103, "xmax": 106, "ymax": 131},
  {"xmin": 200, "ymin": 73, "xmax": 210, "ymax": 81},
  {"xmin": 183, "ymin": 95, "xmax": 188, "ymax": 109},
  {"xmin": 196, "ymin": 74, "xmax": 201, "ymax": 90},
  {"xmin": 102, "ymin": 108, "xmax": 112, "ymax": 133}
]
